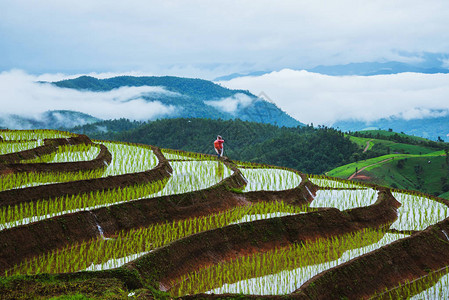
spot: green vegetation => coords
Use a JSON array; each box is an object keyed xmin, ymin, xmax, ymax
[
  {"xmin": 22, "ymin": 144, "xmax": 100, "ymax": 163},
  {"xmin": 310, "ymin": 189, "xmax": 378, "ymax": 211},
  {"xmin": 370, "ymin": 155, "xmax": 449, "ymax": 196},
  {"xmin": 240, "ymin": 168, "xmax": 302, "ymax": 192},
  {"xmin": 439, "ymin": 191, "xmax": 449, "ymax": 200},
  {"xmin": 347, "ymin": 136, "xmax": 374, "ymax": 151},
  {"xmin": 55, "ymin": 75, "xmax": 301, "ymax": 127},
  {"xmin": 328, "ymin": 151, "xmax": 448, "ymax": 196},
  {"xmin": 327, "ymin": 154, "xmax": 401, "ymax": 178},
  {"xmin": 0, "ymin": 140, "xmax": 42, "ymax": 155},
  {"xmin": 392, "ymin": 191, "xmax": 449, "ymax": 231},
  {"xmin": 308, "ymin": 174, "xmax": 368, "ymax": 188},
  {"xmin": 6, "ymin": 201, "xmax": 307, "ymax": 276},
  {"xmin": 353, "ymin": 129, "xmax": 430, "ymax": 143},
  {"xmin": 161, "ymin": 148, "xmax": 217, "ymax": 161},
  {"xmin": 0, "ymin": 169, "xmax": 107, "ymax": 192},
  {"xmin": 328, "ymin": 129, "xmax": 449, "ymax": 197},
  {"xmin": 170, "ymin": 229, "xmax": 400, "ymax": 296},
  {"xmin": 2, "ymin": 128, "xmax": 449, "ymax": 298},
  {"xmin": 0, "ymin": 141, "xmax": 157, "ymax": 192},
  {"xmin": 0, "ymin": 180, "xmax": 168, "ymax": 230},
  {"xmin": 73, "ymin": 118, "xmax": 360, "ymax": 174},
  {"xmin": 0, "ymin": 129, "xmax": 75, "ymax": 141}
]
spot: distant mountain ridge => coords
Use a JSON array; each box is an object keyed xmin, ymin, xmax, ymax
[
  {"xmin": 53, "ymin": 75, "xmax": 302, "ymax": 128},
  {"xmin": 215, "ymin": 54, "xmax": 449, "ymax": 81},
  {"xmin": 0, "ymin": 75, "xmax": 303, "ymax": 130},
  {"xmin": 0, "ymin": 110, "xmax": 100, "ymax": 130},
  {"xmin": 308, "ymin": 61, "xmax": 449, "ymax": 76},
  {"xmin": 333, "ymin": 113, "xmax": 449, "ymax": 141}
]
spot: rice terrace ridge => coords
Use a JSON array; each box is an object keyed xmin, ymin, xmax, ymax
[{"xmin": 1, "ymin": 129, "xmax": 449, "ymax": 299}]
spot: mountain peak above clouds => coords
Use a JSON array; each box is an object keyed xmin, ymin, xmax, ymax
[
  {"xmin": 0, "ymin": 75, "xmax": 303, "ymax": 131},
  {"xmin": 51, "ymin": 75, "xmax": 302, "ymax": 128},
  {"xmin": 308, "ymin": 61, "xmax": 449, "ymax": 76}
]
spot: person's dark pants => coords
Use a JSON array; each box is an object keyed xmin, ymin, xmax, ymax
[{"xmin": 215, "ymin": 147, "xmax": 223, "ymax": 157}]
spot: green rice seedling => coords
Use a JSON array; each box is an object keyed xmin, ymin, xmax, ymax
[
  {"xmin": 5, "ymin": 200, "xmax": 308, "ymax": 276},
  {"xmin": 233, "ymin": 160, "xmax": 272, "ymax": 169},
  {"xmin": 390, "ymin": 192, "xmax": 449, "ymax": 231},
  {"xmin": 0, "ymin": 168, "xmax": 107, "ymax": 192},
  {"xmin": 0, "ymin": 140, "xmax": 43, "ymax": 155},
  {"xmin": 174, "ymin": 231, "xmax": 407, "ymax": 296},
  {"xmin": 309, "ymin": 189, "xmax": 377, "ymax": 210},
  {"xmin": 98, "ymin": 141, "xmax": 158, "ymax": 176},
  {"xmin": 151, "ymin": 161, "xmax": 232, "ymax": 197},
  {"xmin": 240, "ymin": 168, "xmax": 302, "ymax": 192},
  {"xmin": 0, "ymin": 141, "xmax": 157, "ymax": 192},
  {"xmin": 0, "ymin": 129, "xmax": 75, "ymax": 141},
  {"xmin": 21, "ymin": 144, "xmax": 101, "ymax": 164},
  {"xmin": 0, "ymin": 179, "xmax": 169, "ymax": 230},
  {"xmin": 308, "ymin": 175, "xmax": 368, "ymax": 189},
  {"xmin": 161, "ymin": 149, "xmax": 216, "ymax": 161}
]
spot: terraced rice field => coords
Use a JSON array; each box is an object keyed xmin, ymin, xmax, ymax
[{"xmin": 1, "ymin": 129, "xmax": 449, "ymax": 299}]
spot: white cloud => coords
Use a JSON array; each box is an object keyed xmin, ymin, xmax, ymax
[
  {"xmin": 0, "ymin": 70, "xmax": 177, "ymax": 121},
  {"xmin": 442, "ymin": 59, "xmax": 449, "ymax": 69},
  {"xmin": 219, "ymin": 69, "xmax": 449, "ymax": 125},
  {"xmin": 204, "ymin": 93, "xmax": 253, "ymax": 114},
  {"xmin": 394, "ymin": 108, "xmax": 449, "ymax": 120}
]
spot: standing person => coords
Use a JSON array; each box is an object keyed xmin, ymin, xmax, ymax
[{"xmin": 214, "ymin": 135, "xmax": 224, "ymax": 158}]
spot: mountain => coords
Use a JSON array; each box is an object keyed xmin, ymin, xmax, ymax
[
  {"xmin": 215, "ymin": 53, "xmax": 449, "ymax": 80},
  {"xmin": 215, "ymin": 62, "xmax": 449, "ymax": 81},
  {"xmin": 333, "ymin": 114, "xmax": 449, "ymax": 141},
  {"xmin": 0, "ymin": 110, "xmax": 101, "ymax": 130},
  {"xmin": 53, "ymin": 76, "xmax": 302, "ymax": 127},
  {"xmin": 214, "ymin": 71, "xmax": 271, "ymax": 81},
  {"xmin": 308, "ymin": 61, "xmax": 449, "ymax": 76}
]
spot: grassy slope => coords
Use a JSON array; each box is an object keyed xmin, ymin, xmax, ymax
[
  {"xmin": 357, "ymin": 129, "xmax": 429, "ymax": 142},
  {"xmin": 365, "ymin": 155, "xmax": 448, "ymax": 196},
  {"xmin": 348, "ymin": 136, "xmax": 436, "ymax": 155},
  {"xmin": 330, "ymin": 130, "xmax": 449, "ymax": 197},
  {"xmin": 348, "ymin": 136, "xmax": 374, "ymax": 151},
  {"xmin": 439, "ymin": 191, "xmax": 449, "ymax": 199}
]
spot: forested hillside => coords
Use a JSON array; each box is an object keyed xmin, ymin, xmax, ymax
[
  {"xmin": 53, "ymin": 76, "xmax": 302, "ymax": 127},
  {"xmin": 72, "ymin": 118, "xmax": 360, "ymax": 174}
]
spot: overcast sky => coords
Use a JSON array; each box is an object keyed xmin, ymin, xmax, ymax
[
  {"xmin": 2, "ymin": 0, "xmax": 449, "ymax": 78},
  {"xmin": 1, "ymin": 1, "xmax": 449, "ymax": 125}
]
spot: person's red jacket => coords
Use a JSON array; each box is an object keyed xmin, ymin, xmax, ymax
[{"xmin": 214, "ymin": 138, "xmax": 224, "ymax": 149}]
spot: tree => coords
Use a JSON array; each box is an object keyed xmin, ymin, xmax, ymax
[{"xmin": 445, "ymin": 148, "xmax": 449, "ymax": 165}]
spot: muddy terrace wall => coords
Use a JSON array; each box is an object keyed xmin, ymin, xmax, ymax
[
  {"xmin": 0, "ymin": 144, "xmax": 111, "ymax": 175},
  {"xmin": 180, "ymin": 192, "xmax": 449, "ymax": 300},
  {"xmin": 0, "ymin": 146, "xmax": 169, "ymax": 207},
  {"xmin": 293, "ymin": 208, "xmax": 449, "ymax": 299},
  {"xmin": 0, "ymin": 144, "xmax": 317, "ymax": 274},
  {"xmin": 6, "ymin": 133, "xmax": 441, "ymax": 299},
  {"xmin": 0, "ymin": 135, "xmax": 92, "ymax": 165},
  {"xmin": 124, "ymin": 189, "xmax": 399, "ymax": 291}
]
